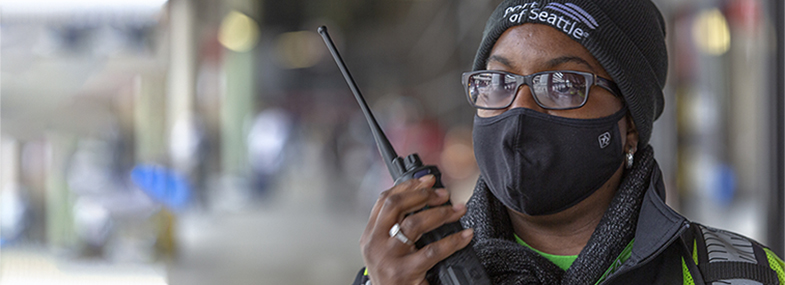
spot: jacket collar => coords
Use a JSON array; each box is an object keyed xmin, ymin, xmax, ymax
[{"xmin": 626, "ymin": 161, "xmax": 688, "ymax": 266}]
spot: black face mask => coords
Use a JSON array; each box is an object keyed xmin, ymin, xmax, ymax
[{"xmin": 472, "ymin": 107, "xmax": 627, "ymax": 216}]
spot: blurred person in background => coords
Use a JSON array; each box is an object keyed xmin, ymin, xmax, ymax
[
  {"xmin": 248, "ymin": 107, "xmax": 293, "ymax": 197},
  {"xmin": 354, "ymin": 0, "xmax": 785, "ymax": 284}
]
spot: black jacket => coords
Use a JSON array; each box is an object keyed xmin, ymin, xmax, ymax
[
  {"xmin": 595, "ymin": 166, "xmax": 782, "ymax": 284},
  {"xmin": 352, "ymin": 164, "xmax": 784, "ymax": 284}
]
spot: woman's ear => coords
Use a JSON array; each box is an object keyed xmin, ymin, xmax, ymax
[{"xmin": 625, "ymin": 115, "xmax": 639, "ymax": 153}]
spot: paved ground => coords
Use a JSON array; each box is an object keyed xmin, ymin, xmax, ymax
[
  {"xmin": 0, "ymin": 200, "xmax": 367, "ymax": 285},
  {"xmin": 167, "ymin": 201, "xmax": 367, "ymax": 285},
  {"xmin": 0, "ymin": 248, "xmax": 167, "ymax": 285}
]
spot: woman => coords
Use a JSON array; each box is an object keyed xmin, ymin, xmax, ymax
[{"xmin": 354, "ymin": 0, "xmax": 785, "ymax": 284}]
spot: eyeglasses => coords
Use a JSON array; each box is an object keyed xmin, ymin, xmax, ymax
[{"xmin": 461, "ymin": 70, "xmax": 622, "ymax": 110}]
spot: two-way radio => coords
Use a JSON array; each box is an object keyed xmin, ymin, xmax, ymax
[{"xmin": 318, "ymin": 26, "xmax": 490, "ymax": 285}]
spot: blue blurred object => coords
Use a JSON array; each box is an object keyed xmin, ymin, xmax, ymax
[
  {"xmin": 714, "ymin": 163, "xmax": 737, "ymax": 207},
  {"xmin": 130, "ymin": 165, "xmax": 191, "ymax": 211}
]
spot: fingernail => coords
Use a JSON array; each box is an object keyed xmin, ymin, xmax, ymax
[
  {"xmin": 462, "ymin": 228, "xmax": 474, "ymax": 239},
  {"xmin": 453, "ymin": 203, "xmax": 465, "ymax": 211},
  {"xmin": 435, "ymin": 188, "xmax": 448, "ymax": 197},
  {"xmin": 419, "ymin": 174, "xmax": 434, "ymax": 182}
]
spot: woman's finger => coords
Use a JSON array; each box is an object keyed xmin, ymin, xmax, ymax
[
  {"xmin": 368, "ymin": 175, "xmax": 435, "ymax": 227},
  {"xmin": 363, "ymin": 178, "xmax": 423, "ymax": 240},
  {"xmin": 403, "ymin": 228, "xmax": 475, "ymax": 275},
  {"xmin": 398, "ymin": 203, "xmax": 467, "ymax": 242},
  {"xmin": 372, "ymin": 176, "xmax": 444, "ymax": 234}
]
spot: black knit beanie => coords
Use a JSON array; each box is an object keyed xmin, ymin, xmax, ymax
[{"xmin": 473, "ymin": 0, "xmax": 667, "ymax": 148}]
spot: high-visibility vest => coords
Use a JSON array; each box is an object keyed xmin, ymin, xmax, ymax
[{"xmin": 680, "ymin": 223, "xmax": 784, "ymax": 285}]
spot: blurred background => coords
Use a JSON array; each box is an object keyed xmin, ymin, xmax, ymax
[{"xmin": 0, "ymin": 0, "xmax": 783, "ymax": 284}]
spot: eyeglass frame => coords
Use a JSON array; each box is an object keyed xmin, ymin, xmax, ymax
[{"xmin": 461, "ymin": 70, "xmax": 624, "ymax": 111}]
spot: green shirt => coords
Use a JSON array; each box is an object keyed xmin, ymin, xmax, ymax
[
  {"xmin": 514, "ymin": 234, "xmax": 578, "ymax": 271},
  {"xmin": 513, "ymin": 234, "xmax": 634, "ymax": 284}
]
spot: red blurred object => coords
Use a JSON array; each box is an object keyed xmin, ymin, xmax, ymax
[{"xmin": 727, "ymin": 0, "xmax": 761, "ymax": 34}]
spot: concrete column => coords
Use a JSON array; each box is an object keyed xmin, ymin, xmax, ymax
[
  {"xmin": 220, "ymin": 0, "xmax": 259, "ymax": 177},
  {"xmin": 167, "ymin": 0, "xmax": 198, "ymax": 173},
  {"xmin": 134, "ymin": 75, "xmax": 168, "ymax": 163},
  {"xmin": 43, "ymin": 134, "xmax": 78, "ymax": 253}
]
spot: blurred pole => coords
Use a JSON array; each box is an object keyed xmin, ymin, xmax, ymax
[
  {"xmin": 220, "ymin": 1, "xmax": 258, "ymax": 178},
  {"xmin": 44, "ymin": 134, "xmax": 77, "ymax": 253},
  {"xmin": 161, "ymin": 0, "xmax": 199, "ymax": 258},
  {"xmin": 134, "ymin": 75, "xmax": 168, "ymax": 163},
  {"xmin": 167, "ymin": 0, "xmax": 198, "ymax": 173},
  {"xmin": 770, "ymin": 0, "xmax": 785, "ymax": 257},
  {"xmin": 1, "ymin": 139, "xmax": 19, "ymax": 206},
  {"xmin": 1, "ymin": 140, "xmax": 20, "ymax": 243}
]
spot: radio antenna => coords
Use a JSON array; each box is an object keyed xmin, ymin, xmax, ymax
[{"xmin": 318, "ymin": 26, "xmax": 404, "ymax": 179}]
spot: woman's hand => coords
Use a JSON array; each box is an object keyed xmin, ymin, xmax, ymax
[{"xmin": 360, "ymin": 175, "xmax": 474, "ymax": 285}]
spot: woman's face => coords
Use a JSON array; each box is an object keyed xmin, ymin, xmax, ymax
[
  {"xmin": 481, "ymin": 24, "xmax": 640, "ymax": 221},
  {"xmin": 482, "ymin": 24, "xmax": 624, "ymax": 120}
]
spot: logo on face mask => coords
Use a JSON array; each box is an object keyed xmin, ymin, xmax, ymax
[
  {"xmin": 598, "ymin": 132, "xmax": 611, "ymax": 149},
  {"xmin": 503, "ymin": 2, "xmax": 598, "ymax": 40}
]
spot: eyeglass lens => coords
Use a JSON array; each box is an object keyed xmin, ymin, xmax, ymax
[{"xmin": 467, "ymin": 71, "xmax": 590, "ymax": 110}]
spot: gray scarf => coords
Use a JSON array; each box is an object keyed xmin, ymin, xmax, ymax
[{"xmin": 460, "ymin": 145, "xmax": 656, "ymax": 284}]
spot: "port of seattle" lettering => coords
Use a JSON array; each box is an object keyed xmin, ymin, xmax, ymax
[{"xmin": 504, "ymin": 2, "xmax": 593, "ymax": 40}]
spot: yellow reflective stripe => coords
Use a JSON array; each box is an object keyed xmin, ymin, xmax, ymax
[
  {"xmin": 692, "ymin": 240, "xmax": 698, "ymax": 265},
  {"xmin": 594, "ymin": 239, "xmax": 635, "ymax": 285},
  {"xmin": 764, "ymin": 248, "xmax": 785, "ymax": 284},
  {"xmin": 364, "ymin": 267, "xmax": 368, "ymax": 276},
  {"xmin": 682, "ymin": 257, "xmax": 695, "ymax": 285}
]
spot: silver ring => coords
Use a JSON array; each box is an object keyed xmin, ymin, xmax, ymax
[{"xmin": 389, "ymin": 223, "xmax": 414, "ymax": 245}]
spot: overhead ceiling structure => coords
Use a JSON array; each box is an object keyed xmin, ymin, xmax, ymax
[{"xmin": 1, "ymin": 0, "xmax": 168, "ymax": 140}]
